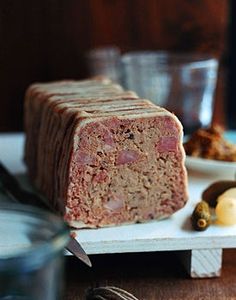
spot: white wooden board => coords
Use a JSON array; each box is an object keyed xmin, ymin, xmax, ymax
[{"xmin": 1, "ymin": 133, "xmax": 236, "ymax": 277}]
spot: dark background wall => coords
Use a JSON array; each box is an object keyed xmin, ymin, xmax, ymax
[{"xmin": 0, "ymin": 0, "xmax": 229, "ymax": 131}]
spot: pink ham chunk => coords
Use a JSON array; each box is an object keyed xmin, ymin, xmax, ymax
[
  {"xmin": 74, "ymin": 151, "xmax": 96, "ymax": 167},
  {"xmin": 116, "ymin": 150, "xmax": 140, "ymax": 165},
  {"xmin": 155, "ymin": 136, "xmax": 178, "ymax": 153},
  {"xmin": 102, "ymin": 129, "xmax": 115, "ymax": 151},
  {"xmin": 104, "ymin": 193, "xmax": 124, "ymax": 212}
]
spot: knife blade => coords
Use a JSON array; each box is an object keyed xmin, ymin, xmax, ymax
[{"xmin": 0, "ymin": 161, "xmax": 92, "ymax": 267}]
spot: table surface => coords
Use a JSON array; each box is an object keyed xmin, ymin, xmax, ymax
[
  {"xmin": 64, "ymin": 249, "xmax": 236, "ymax": 300},
  {"xmin": 1, "ymin": 133, "xmax": 236, "ymax": 299}
]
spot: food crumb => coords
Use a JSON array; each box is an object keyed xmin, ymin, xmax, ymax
[{"xmin": 70, "ymin": 231, "xmax": 77, "ymax": 239}]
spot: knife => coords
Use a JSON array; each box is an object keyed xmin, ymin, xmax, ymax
[{"xmin": 0, "ymin": 162, "xmax": 92, "ymax": 267}]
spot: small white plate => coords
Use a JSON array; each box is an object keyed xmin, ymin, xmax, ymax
[
  {"xmin": 185, "ymin": 155, "xmax": 236, "ymax": 175},
  {"xmin": 184, "ymin": 130, "xmax": 236, "ymax": 175}
]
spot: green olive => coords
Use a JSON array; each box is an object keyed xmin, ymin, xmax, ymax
[{"xmin": 191, "ymin": 201, "xmax": 211, "ymax": 231}]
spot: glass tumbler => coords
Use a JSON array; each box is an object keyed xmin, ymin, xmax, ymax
[
  {"xmin": 122, "ymin": 51, "xmax": 219, "ymax": 134},
  {"xmin": 0, "ymin": 203, "xmax": 69, "ymax": 300},
  {"xmin": 87, "ymin": 46, "xmax": 121, "ymax": 83}
]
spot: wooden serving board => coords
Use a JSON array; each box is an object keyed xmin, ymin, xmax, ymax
[{"xmin": 1, "ymin": 133, "xmax": 236, "ymax": 278}]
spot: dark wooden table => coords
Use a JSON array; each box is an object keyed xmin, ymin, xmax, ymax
[{"xmin": 64, "ymin": 249, "xmax": 236, "ymax": 299}]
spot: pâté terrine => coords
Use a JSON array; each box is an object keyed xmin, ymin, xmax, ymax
[{"xmin": 24, "ymin": 77, "xmax": 188, "ymax": 228}]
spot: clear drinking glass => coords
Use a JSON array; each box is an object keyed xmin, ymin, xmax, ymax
[
  {"xmin": 0, "ymin": 203, "xmax": 69, "ymax": 300},
  {"xmin": 87, "ymin": 46, "xmax": 121, "ymax": 83},
  {"xmin": 122, "ymin": 51, "xmax": 219, "ymax": 134}
]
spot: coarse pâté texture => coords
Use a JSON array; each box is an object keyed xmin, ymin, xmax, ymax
[{"xmin": 24, "ymin": 77, "xmax": 188, "ymax": 228}]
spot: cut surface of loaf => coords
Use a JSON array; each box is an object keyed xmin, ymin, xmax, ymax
[{"xmin": 24, "ymin": 77, "xmax": 188, "ymax": 228}]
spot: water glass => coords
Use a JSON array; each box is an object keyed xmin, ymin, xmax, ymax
[
  {"xmin": 87, "ymin": 46, "xmax": 121, "ymax": 83},
  {"xmin": 0, "ymin": 203, "xmax": 69, "ymax": 300},
  {"xmin": 122, "ymin": 51, "xmax": 219, "ymax": 134}
]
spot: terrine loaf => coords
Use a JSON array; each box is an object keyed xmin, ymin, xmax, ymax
[{"xmin": 24, "ymin": 77, "xmax": 188, "ymax": 228}]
